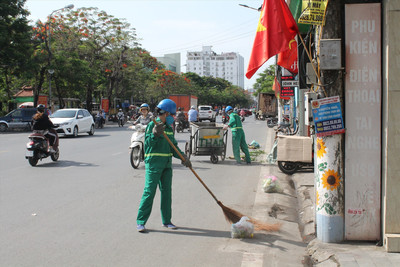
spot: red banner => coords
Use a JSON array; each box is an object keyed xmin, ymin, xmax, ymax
[{"xmin": 101, "ymin": 99, "xmax": 109, "ymax": 113}]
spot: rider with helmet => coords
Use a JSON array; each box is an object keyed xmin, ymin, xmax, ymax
[
  {"xmin": 136, "ymin": 99, "xmax": 191, "ymax": 232},
  {"xmin": 133, "ymin": 103, "xmax": 152, "ymax": 125},
  {"xmin": 223, "ymin": 105, "xmax": 251, "ymax": 165},
  {"xmin": 176, "ymin": 107, "xmax": 189, "ymax": 130},
  {"xmin": 32, "ymin": 104, "xmax": 58, "ymax": 153},
  {"xmin": 117, "ymin": 108, "xmax": 125, "ymax": 127}
]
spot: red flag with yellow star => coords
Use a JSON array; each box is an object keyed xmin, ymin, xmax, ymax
[
  {"xmin": 277, "ymin": 39, "xmax": 298, "ymax": 74},
  {"xmin": 246, "ymin": 0, "xmax": 299, "ymax": 79}
]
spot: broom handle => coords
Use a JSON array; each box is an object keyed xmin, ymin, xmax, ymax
[{"xmin": 152, "ymin": 119, "xmax": 220, "ymax": 203}]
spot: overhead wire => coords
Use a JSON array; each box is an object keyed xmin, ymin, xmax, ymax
[{"xmin": 149, "ymin": 18, "xmax": 258, "ymax": 55}]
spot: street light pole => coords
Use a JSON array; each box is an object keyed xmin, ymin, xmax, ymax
[{"xmin": 47, "ymin": 4, "xmax": 74, "ymax": 111}]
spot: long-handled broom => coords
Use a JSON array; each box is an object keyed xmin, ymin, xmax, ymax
[{"xmin": 153, "ymin": 119, "xmax": 281, "ymax": 232}]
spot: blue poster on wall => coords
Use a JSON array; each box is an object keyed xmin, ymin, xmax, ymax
[{"xmin": 311, "ymin": 96, "xmax": 345, "ymax": 137}]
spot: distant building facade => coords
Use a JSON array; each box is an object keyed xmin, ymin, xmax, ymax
[
  {"xmin": 186, "ymin": 46, "xmax": 244, "ymax": 89},
  {"xmin": 156, "ymin": 53, "xmax": 181, "ymax": 73}
]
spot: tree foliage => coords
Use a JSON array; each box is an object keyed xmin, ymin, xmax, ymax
[
  {"xmin": 252, "ymin": 64, "xmax": 276, "ymax": 95},
  {"xmin": 1, "ymin": 2, "xmax": 252, "ymax": 113},
  {"xmin": 0, "ymin": 0, "xmax": 32, "ymax": 110}
]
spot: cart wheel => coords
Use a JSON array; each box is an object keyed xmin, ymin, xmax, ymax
[
  {"xmin": 185, "ymin": 142, "xmax": 191, "ymax": 159},
  {"xmin": 210, "ymin": 153, "xmax": 218, "ymax": 164},
  {"xmin": 220, "ymin": 150, "xmax": 225, "ymax": 161}
]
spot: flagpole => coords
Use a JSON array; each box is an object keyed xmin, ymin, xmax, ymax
[{"xmin": 297, "ymin": 33, "xmax": 319, "ymax": 81}]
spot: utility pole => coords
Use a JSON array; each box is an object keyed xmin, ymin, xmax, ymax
[{"xmin": 314, "ymin": 1, "xmax": 345, "ymax": 243}]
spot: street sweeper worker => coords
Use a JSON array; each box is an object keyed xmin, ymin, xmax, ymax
[
  {"xmin": 223, "ymin": 105, "xmax": 251, "ymax": 165},
  {"xmin": 136, "ymin": 98, "xmax": 192, "ymax": 232}
]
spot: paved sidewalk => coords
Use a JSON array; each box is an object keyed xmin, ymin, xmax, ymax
[
  {"xmin": 286, "ymin": 149, "xmax": 400, "ymax": 266},
  {"xmin": 255, "ymin": 127, "xmax": 400, "ymax": 266}
]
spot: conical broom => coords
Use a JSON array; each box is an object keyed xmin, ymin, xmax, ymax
[{"xmin": 153, "ymin": 119, "xmax": 281, "ymax": 232}]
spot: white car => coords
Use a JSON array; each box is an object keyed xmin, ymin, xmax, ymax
[
  {"xmin": 50, "ymin": 108, "xmax": 95, "ymax": 137},
  {"xmin": 198, "ymin": 105, "xmax": 216, "ymax": 122}
]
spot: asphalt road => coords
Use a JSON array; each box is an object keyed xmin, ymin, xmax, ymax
[{"xmin": 0, "ymin": 115, "xmax": 278, "ymax": 267}]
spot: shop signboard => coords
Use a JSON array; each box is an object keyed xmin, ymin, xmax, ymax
[{"xmin": 344, "ymin": 3, "xmax": 381, "ymax": 240}]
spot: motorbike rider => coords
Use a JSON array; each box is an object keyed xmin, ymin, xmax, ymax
[
  {"xmin": 257, "ymin": 109, "xmax": 263, "ymax": 120},
  {"xmin": 223, "ymin": 105, "xmax": 251, "ymax": 165},
  {"xmin": 32, "ymin": 104, "xmax": 58, "ymax": 153},
  {"xmin": 188, "ymin": 105, "xmax": 198, "ymax": 123},
  {"xmin": 133, "ymin": 103, "xmax": 152, "ymax": 125},
  {"xmin": 96, "ymin": 110, "xmax": 105, "ymax": 127},
  {"xmin": 117, "ymin": 109, "xmax": 125, "ymax": 127},
  {"xmin": 239, "ymin": 109, "xmax": 246, "ymax": 121},
  {"xmin": 136, "ymin": 99, "xmax": 191, "ymax": 232},
  {"xmin": 176, "ymin": 107, "xmax": 188, "ymax": 128}
]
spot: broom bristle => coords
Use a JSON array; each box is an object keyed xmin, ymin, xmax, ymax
[
  {"xmin": 251, "ymin": 219, "xmax": 282, "ymax": 232},
  {"xmin": 218, "ymin": 201, "xmax": 281, "ymax": 232},
  {"xmin": 220, "ymin": 203, "xmax": 244, "ymax": 224}
]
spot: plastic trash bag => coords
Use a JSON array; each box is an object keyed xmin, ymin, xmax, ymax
[
  {"xmin": 263, "ymin": 175, "xmax": 283, "ymax": 193},
  {"xmin": 231, "ymin": 216, "xmax": 254, "ymax": 238},
  {"xmin": 248, "ymin": 140, "xmax": 260, "ymax": 149}
]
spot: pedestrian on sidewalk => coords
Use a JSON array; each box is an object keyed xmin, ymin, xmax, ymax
[
  {"xmin": 136, "ymin": 99, "xmax": 192, "ymax": 233},
  {"xmin": 223, "ymin": 105, "xmax": 251, "ymax": 165}
]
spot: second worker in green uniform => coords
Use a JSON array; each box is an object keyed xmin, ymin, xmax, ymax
[
  {"xmin": 136, "ymin": 99, "xmax": 191, "ymax": 233},
  {"xmin": 224, "ymin": 105, "xmax": 251, "ymax": 165}
]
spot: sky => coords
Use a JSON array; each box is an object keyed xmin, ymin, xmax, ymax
[{"xmin": 25, "ymin": 0, "xmax": 275, "ymax": 90}]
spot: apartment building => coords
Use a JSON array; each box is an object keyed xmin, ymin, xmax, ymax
[
  {"xmin": 156, "ymin": 53, "xmax": 181, "ymax": 73},
  {"xmin": 186, "ymin": 46, "xmax": 244, "ymax": 89}
]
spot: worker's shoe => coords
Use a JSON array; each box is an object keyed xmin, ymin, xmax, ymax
[
  {"xmin": 137, "ymin": 224, "xmax": 146, "ymax": 232},
  {"xmin": 163, "ymin": 223, "xmax": 178, "ymax": 230}
]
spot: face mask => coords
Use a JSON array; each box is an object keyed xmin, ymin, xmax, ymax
[{"xmin": 166, "ymin": 115, "xmax": 174, "ymax": 125}]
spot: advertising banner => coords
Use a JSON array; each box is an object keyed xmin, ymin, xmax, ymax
[
  {"xmin": 37, "ymin": 95, "xmax": 48, "ymax": 107},
  {"xmin": 101, "ymin": 98, "xmax": 109, "ymax": 113},
  {"xmin": 298, "ymin": 0, "xmax": 328, "ymax": 25},
  {"xmin": 311, "ymin": 96, "xmax": 345, "ymax": 137}
]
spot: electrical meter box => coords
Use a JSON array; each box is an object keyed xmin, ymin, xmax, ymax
[
  {"xmin": 305, "ymin": 92, "xmax": 318, "ymax": 125},
  {"xmin": 320, "ymin": 39, "xmax": 342, "ymax": 70}
]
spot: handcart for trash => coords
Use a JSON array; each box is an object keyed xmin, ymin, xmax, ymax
[{"xmin": 185, "ymin": 122, "xmax": 228, "ymax": 164}]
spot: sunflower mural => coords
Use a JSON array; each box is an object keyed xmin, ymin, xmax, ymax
[
  {"xmin": 321, "ymin": 169, "xmax": 341, "ymax": 191},
  {"xmin": 316, "ymin": 138, "xmax": 327, "ymax": 159}
]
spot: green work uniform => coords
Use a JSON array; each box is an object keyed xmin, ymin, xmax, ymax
[
  {"xmin": 228, "ymin": 112, "xmax": 251, "ymax": 164},
  {"xmin": 137, "ymin": 118, "xmax": 184, "ymax": 226}
]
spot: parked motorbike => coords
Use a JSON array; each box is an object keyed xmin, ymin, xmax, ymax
[
  {"xmin": 175, "ymin": 117, "xmax": 189, "ymax": 133},
  {"xmin": 267, "ymin": 117, "xmax": 278, "ymax": 128},
  {"xmin": 129, "ymin": 124, "xmax": 146, "ymax": 168},
  {"xmin": 25, "ymin": 130, "xmax": 59, "ymax": 166},
  {"xmin": 277, "ymin": 133, "xmax": 314, "ymax": 174},
  {"xmin": 277, "ymin": 160, "xmax": 314, "ymax": 175},
  {"xmin": 95, "ymin": 115, "xmax": 104, "ymax": 129}
]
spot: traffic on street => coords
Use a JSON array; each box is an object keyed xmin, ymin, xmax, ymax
[{"xmin": 0, "ymin": 115, "xmax": 309, "ymax": 266}]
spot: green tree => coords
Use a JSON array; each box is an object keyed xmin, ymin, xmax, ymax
[
  {"xmin": 252, "ymin": 64, "xmax": 275, "ymax": 95},
  {"xmin": 183, "ymin": 72, "xmax": 251, "ymax": 108},
  {"xmin": 0, "ymin": 0, "xmax": 33, "ymax": 111},
  {"xmin": 31, "ymin": 7, "xmax": 138, "ymax": 111}
]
